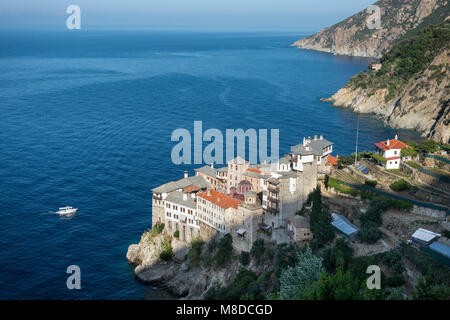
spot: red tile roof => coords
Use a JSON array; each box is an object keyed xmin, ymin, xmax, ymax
[
  {"xmin": 247, "ymin": 168, "xmax": 262, "ymax": 174},
  {"xmin": 197, "ymin": 189, "xmax": 241, "ymax": 210},
  {"xmin": 327, "ymin": 154, "xmax": 339, "ymax": 166},
  {"xmin": 375, "ymin": 139, "xmax": 410, "ymax": 151},
  {"xmin": 385, "ymin": 156, "xmax": 401, "ymax": 161}
]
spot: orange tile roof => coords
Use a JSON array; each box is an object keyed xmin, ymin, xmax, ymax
[
  {"xmin": 247, "ymin": 168, "xmax": 262, "ymax": 174},
  {"xmin": 197, "ymin": 189, "xmax": 241, "ymax": 210},
  {"xmin": 375, "ymin": 139, "xmax": 410, "ymax": 151},
  {"xmin": 183, "ymin": 185, "xmax": 200, "ymax": 193},
  {"xmin": 327, "ymin": 154, "xmax": 339, "ymax": 166}
]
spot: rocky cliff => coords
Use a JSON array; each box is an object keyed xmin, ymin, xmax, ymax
[
  {"xmin": 326, "ymin": 21, "xmax": 449, "ymax": 143},
  {"xmin": 126, "ymin": 231, "xmax": 240, "ymax": 299},
  {"xmin": 292, "ymin": 0, "xmax": 449, "ymax": 58}
]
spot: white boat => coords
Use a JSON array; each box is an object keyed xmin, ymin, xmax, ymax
[{"xmin": 56, "ymin": 206, "xmax": 78, "ymax": 215}]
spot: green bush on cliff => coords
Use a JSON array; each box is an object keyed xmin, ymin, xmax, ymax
[
  {"xmin": 204, "ymin": 268, "xmax": 263, "ymax": 300},
  {"xmin": 159, "ymin": 242, "xmax": 173, "ymax": 262},
  {"xmin": 239, "ymin": 251, "xmax": 250, "ymax": 266},
  {"xmin": 150, "ymin": 223, "xmax": 165, "ymax": 237},
  {"xmin": 173, "ymin": 230, "xmax": 179, "ymax": 238},
  {"xmin": 365, "ymin": 179, "xmax": 378, "ymax": 188},
  {"xmin": 358, "ymin": 227, "xmax": 382, "ymax": 244},
  {"xmin": 214, "ymin": 234, "xmax": 233, "ymax": 267},
  {"xmin": 250, "ymin": 239, "xmax": 266, "ymax": 266},
  {"xmin": 390, "ymin": 179, "xmax": 412, "ymax": 192},
  {"xmin": 187, "ymin": 238, "xmax": 204, "ymax": 268}
]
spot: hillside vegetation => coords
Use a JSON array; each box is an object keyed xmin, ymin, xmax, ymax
[
  {"xmin": 349, "ymin": 20, "xmax": 450, "ymax": 102},
  {"xmin": 292, "ymin": 0, "xmax": 449, "ymax": 58}
]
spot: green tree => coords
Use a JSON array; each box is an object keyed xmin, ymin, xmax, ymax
[
  {"xmin": 358, "ymin": 227, "xmax": 382, "ymax": 244},
  {"xmin": 416, "ymin": 140, "xmax": 438, "ymax": 154},
  {"xmin": 302, "ymin": 268, "xmax": 362, "ymax": 300},
  {"xmin": 239, "ymin": 251, "xmax": 250, "ymax": 266},
  {"xmin": 187, "ymin": 238, "xmax": 204, "ymax": 268},
  {"xmin": 310, "ymin": 186, "xmax": 335, "ymax": 247},
  {"xmin": 279, "ymin": 246, "xmax": 324, "ymax": 299},
  {"xmin": 401, "ymin": 147, "xmax": 417, "ymax": 158},
  {"xmin": 412, "ymin": 266, "xmax": 450, "ymax": 300},
  {"xmin": 214, "ymin": 234, "xmax": 233, "ymax": 266},
  {"xmin": 250, "ymin": 239, "xmax": 266, "ymax": 265}
]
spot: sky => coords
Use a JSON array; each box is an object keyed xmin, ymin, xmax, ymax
[{"xmin": 0, "ymin": 0, "xmax": 376, "ymax": 31}]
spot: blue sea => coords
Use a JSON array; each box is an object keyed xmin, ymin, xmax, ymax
[{"xmin": 0, "ymin": 29, "xmax": 421, "ymax": 299}]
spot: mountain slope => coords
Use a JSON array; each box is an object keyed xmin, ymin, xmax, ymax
[
  {"xmin": 327, "ymin": 20, "xmax": 450, "ymax": 143},
  {"xmin": 292, "ymin": 0, "xmax": 449, "ymax": 58}
]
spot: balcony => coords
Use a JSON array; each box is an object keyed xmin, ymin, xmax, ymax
[{"xmin": 268, "ymin": 185, "xmax": 279, "ymax": 193}]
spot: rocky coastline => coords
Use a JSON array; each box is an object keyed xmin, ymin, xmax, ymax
[
  {"xmin": 324, "ymin": 49, "xmax": 449, "ymax": 144},
  {"xmin": 126, "ymin": 231, "xmax": 239, "ymax": 299}
]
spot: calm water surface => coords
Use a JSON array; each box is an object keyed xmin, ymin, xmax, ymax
[{"xmin": 0, "ymin": 29, "xmax": 420, "ymax": 299}]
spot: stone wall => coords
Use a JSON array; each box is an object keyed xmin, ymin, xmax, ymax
[{"xmin": 411, "ymin": 205, "xmax": 447, "ymax": 220}]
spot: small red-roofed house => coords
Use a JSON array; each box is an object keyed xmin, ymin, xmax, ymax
[
  {"xmin": 374, "ymin": 135, "xmax": 412, "ymax": 169},
  {"xmin": 327, "ymin": 154, "xmax": 339, "ymax": 167}
]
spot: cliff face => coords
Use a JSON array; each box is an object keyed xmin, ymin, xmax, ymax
[
  {"xmin": 126, "ymin": 232, "xmax": 240, "ymax": 299},
  {"xmin": 328, "ymin": 47, "xmax": 449, "ymax": 144},
  {"xmin": 292, "ymin": 0, "xmax": 448, "ymax": 58}
]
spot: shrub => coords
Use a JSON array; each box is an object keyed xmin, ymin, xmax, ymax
[
  {"xmin": 250, "ymin": 239, "xmax": 266, "ymax": 265},
  {"xmin": 417, "ymin": 140, "xmax": 438, "ymax": 154},
  {"xmin": 358, "ymin": 227, "xmax": 382, "ymax": 244},
  {"xmin": 382, "ymin": 249, "xmax": 404, "ymax": 275},
  {"xmin": 390, "ymin": 179, "xmax": 411, "ymax": 192},
  {"xmin": 360, "ymin": 199, "xmax": 387, "ymax": 228},
  {"xmin": 365, "ymin": 179, "xmax": 378, "ymax": 187},
  {"xmin": 443, "ymin": 230, "xmax": 450, "ymax": 239},
  {"xmin": 187, "ymin": 238, "xmax": 204, "ymax": 268},
  {"xmin": 150, "ymin": 223, "xmax": 165, "ymax": 236},
  {"xmin": 328, "ymin": 178, "xmax": 359, "ymax": 196},
  {"xmin": 159, "ymin": 242, "xmax": 173, "ymax": 261},
  {"xmin": 386, "ymin": 275, "xmax": 406, "ymax": 288},
  {"xmin": 173, "ymin": 230, "xmax": 179, "ymax": 238},
  {"xmin": 204, "ymin": 268, "xmax": 260, "ymax": 300},
  {"xmin": 370, "ymin": 153, "xmax": 387, "ymax": 164},
  {"xmin": 239, "ymin": 251, "xmax": 250, "ymax": 266},
  {"xmin": 387, "ymin": 198, "xmax": 413, "ymax": 211},
  {"xmin": 407, "ymin": 161, "xmax": 420, "ymax": 169},
  {"xmin": 214, "ymin": 234, "xmax": 233, "ymax": 266},
  {"xmin": 401, "ymin": 147, "xmax": 418, "ymax": 158}
]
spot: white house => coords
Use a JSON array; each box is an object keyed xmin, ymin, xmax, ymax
[
  {"xmin": 290, "ymin": 134, "xmax": 333, "ymax": 172},
  {"xmin": 374, "ymin": 135, "xmax": 412, "ymax": 169}
]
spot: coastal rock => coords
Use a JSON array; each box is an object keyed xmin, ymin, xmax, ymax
[
  {"xmin": 292, "ymin": 0, "xmax": 446, "ymax": 58},
  {"xmin": 328, "ymin": 49, "xmax": 449, "ymax": 143},
  {"xmin": 126, "ymin": 231, "xmax": 241, "ymax": 299}
]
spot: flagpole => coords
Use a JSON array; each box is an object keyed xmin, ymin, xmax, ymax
[{"xmin": 355, "ymin": 113, "xmax": 360, "ymax": 165}]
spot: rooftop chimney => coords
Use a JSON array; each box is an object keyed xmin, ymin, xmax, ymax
[
  {"xmin": 207, "ymin": 189, "xmax": 212, "ymax": 196},
  {"xmin": 314, "ymin": 135, "xmax": 318, "ymax": 141},
  {"xmin": 320, "ymin": 134, "xmax": 323, "ymax": 140},
  {"xmin": 303, "ymin": 137, "xmax": 307, "ymax": 146},
  {"xmin": 211, "ymin": 162, "xmax": 214, "ymax": 168},
  {"xmin": 183, "ymin": 193, "xmax": 187, "ymax": 201},
  {"xmin": 386, "ymin": 139, "xmax": 390, "ymax": 146},
  {"xmin": 308, "ymin": 137, "xmax": 311, "ymax": 143},
  {"xmin": 395, "ymin": 134, "xmax": 398, "ymax": 140},
  {"xmin": 184, "ymin": 170, "xmax": 188, "ymax": 178}
]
